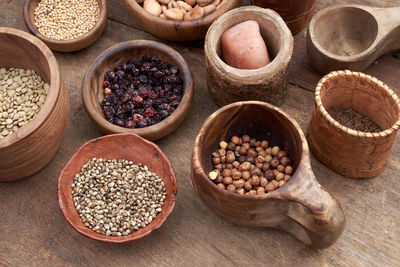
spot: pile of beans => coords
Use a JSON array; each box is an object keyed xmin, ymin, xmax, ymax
[
  {"xmin": 208, "ymin": 135, "xmax": 294, "ymax": 195},
  {"xmin": 139, "ymin": 0, "xmax": 226, "ymax": 21}
]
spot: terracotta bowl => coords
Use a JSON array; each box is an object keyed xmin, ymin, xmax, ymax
[
  {"xmin": 191, "ymin": 101, "xmax": 345, "ymax": 249},
  {"xmin": 205, "ymin": 6, "xmax": 294, "ymax": 107},
  {"xmin": 58, "ymin": 133, "xmax": 178, "ymax": 243},
  {"xmin": 82, "ymin": 40, "xmax": 194, "ymax": 141},
  {"xmin": 124, "ymin": 0, "xmax": 242, "ymax": 41},
  {"xmin": 308, "ymin": 70, "xmax": 400, "ymax": 178},
  {"xmin": 23, "ymin": 0, "xmax": 107, "ymax": 52},
  {"xmin": 0, "ymin": 27, "xmax": 69, "ymax": 182}
]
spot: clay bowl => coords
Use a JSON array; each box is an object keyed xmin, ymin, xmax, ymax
[
  {"xmin": 0, "ymin": 27, "xmax": 69, "ymax": 182},
  {"xmin": 191, "ymin": 101, "xmax": 346, "ymax": 249},
  {"xmin": 124, "ymin": 0, "xmax": 242, "ymax": 42},
  {"xmin": 252, "ymin": 0, "xmax": 316, "ymax": 34},
  {"xmin": 205, "ymin": 6, "xmax": 293, "ymax": 107},
  {"xmin": 58, "ymin": 133, "xmax": 177, "ymax": 243},
  {"xmin": 82, "ymin": 40, "xmax": 194, "ymax": 141},
  {"xmin": 307, "ymin": 4, "xmax": 400, "ymax": 73},
  {"xmin": 308, "ymin": 70, "xmax": 400, "ymax": 178},
  {"xmin": 23, "ymin": 0, "xmax": 107, "ymax": 52}
]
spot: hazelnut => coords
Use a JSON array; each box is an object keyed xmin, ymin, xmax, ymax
[
  {"xmin": 265, "ymin": 183, "xmax": 275, "ymax": 192},
  {"xmin": 223, "ymin": 177, "xmax": 233, "ymax": 185},
  {"xmin": 247, "ymin": 148, "xmax": 257, "ymax": 157},
  {"xmin": 219, "ymin": 141, "xmax": 228, "ymax": 149},
  {"xmin": 232, "ymin": 161, "xmax": 240, "ymax": 168},
  {"xmin": 273, "ymin": 169, "xmax": 280, "ymax": 178},
  {"xmin": 218, "ymin": 148, "xmax": 226, "ymax": 157},
  {"xmin": 239, "ymin": 146, "xmax": 248, "ymax": 155},
  {"xmin": 277, "ymin": 150, "xmax": 286, "ymax": 159},
  {"xmin": 250, "ymin": 138, "xmax": 256, "ymax": 147},
  {"xmin": 236, "ymin": 188, "xmax": 245, "ymax": 194},
  {"xmin": 254, "ymin": 141, "xmax": 261, "ymax": 147},
  {"xmin": 226, "ymin": 151, "xmax": 235, "ymax": 163},
  {"xmin": 271, "ymin": 180, "xmax": 279, "ymax": 188},
  {"xmin": 256, "ymin": 187, "xmax": 266, "ymax": 195},
  {"xmin": 217, "ymin": 183, "xmax": 225, "ymax": 190},
  {"xmin": 232, "ymin": 169, "xmax": 242, "ymax": 180},
  {"xmin": 212, "ymin": 157, "xmax": 221, "ymax": 165},
  {"xmin": 235, "ymin": 146, "xmax": 241, "ymax": 152},
  {"xmin": 231, "ymin": 136, "xmax": 240, "ymax": 144},
  {"xmin": 255, "ymin": 156, "xmax": 265, "ymax": 163},
  {"xmin": 262, "ymin": 163, "xmax": 270, "ymax": 171},
  {"xmin": 285, "ymin": 166, "xmax": 293, "ymax": 175},
  {"xmin": 220, "ymin": 156, "xmax": 226, "ymax": 163},
  {"xmin": 238, "ymin": 156, "xmax": 247, "ymax": 163},
  {"xmin": 280, "ymin": 156, "xmax": 291, "ymax": 166},
  {"xmin": 255, "ymin": 162, "xmax": 263, "ymax": 169},
  {"xmin": 242, "ymin": 143, "xmax": 250, "ymax": 150},
  {"xmin": 216, "ymin": 175, "xmax": 223, "ymax": 183},
  {"xmin": 265, "ymin": 147, "xmax": 272, "ymax": 155},
  {"xmin": 265, "ymin": 169, "xmax": 274, "ymax": 181},
  {"xmin": 276, "ymin": 172, "xmax": 284, "ymax": 181},
  {"xmin": 248, "ymin": 190, "xmax": 257, "ymax": 195},
  {"xmin": 226, "ymin": 164, "xmax": 233, "ymax": 169},
  {"xmin": 222, "ymin": 168, "xmax": 232, "ymax": 177},
  {"xmin": 278, "ymin": 180, "xmax": 286, "ymax": 188},
  {"xmin": 264, "ymin": 154, "xmax": 272, "ymax": 163},
  {"xmin": 242, "ymin": 134, "xmax": 250, "ymax": 143},
  {"xmin": 258, "ymin": 150, "xmax": 267, "ymax": 157},
  {"xmin": 238, "ymin": 138, "xmax": 243, "ymax": 145},
  {"xmin": 244, "ymin": 181, "xmax": 252, "ymax": 191},
  {"xmin": 260, "ymin": 177, "xmax": 268, "ymax": 187},
  {"xmin": 233, "ymin": 179, "xmax": 245, "ymax": 188},
  {"xmin": 270, "ymin": 157, "xmax": 280, "ymax": 168},
  {"xmin": 261, "ymin": 140, "xmax": 269, "ymax": 148},
  {"xmin": 250, "ymin": 175, "xmax": 260, "ymax": 187},
  {"xmin": 242, "ymin": 171, "xmax": 251, "ymax": 180},
  {"xmin": 212, "ymin": 151, "xmax": 220, "ymax": 158},
  {"xmin": 208, "ymin": 170, "xmax": 219, "ymax": 180},
  {"xmin": 214, "ymin": 164, "xmax": 222, "ymax": 171},
  {"xmin": 255, "ymin": 146, "xmax": 263, "ymax": 152},
  {"xmin": 277, "ymin": 164, "xmax": 285, "ymax": 172},
  {"xmin": 251, "ymin": 168, "xmax": 262, "ymax": 176},
  {"xmin": 284, "ymin": 175, "xmax": 291, "ymax": 181},
  {"xmin": 239, "ymin": 162, "xmax": 251, "ymax": 171},
  {"xmin": 227, "ymin": 184, "xmax": 236, "ymax": 192},
  {"xmin": 227, "ymin": 142, "xmax": 236, "ymax": 150},
  {"xmin": 246, "ymin": 156, "xmax": 255, "ymax": 164},
  {"xmin": 272, "ymin": 146, "xmax": 280, "ymax": 156}
]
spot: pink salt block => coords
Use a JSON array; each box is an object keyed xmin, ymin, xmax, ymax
[{"xmin": 221, "ymin": 20, "xmax": 270, "ymax": 69}]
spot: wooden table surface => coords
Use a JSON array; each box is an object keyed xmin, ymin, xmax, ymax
[{"xmin": 1, "ymin": 0, "xmax": 399, "ymax": 266}]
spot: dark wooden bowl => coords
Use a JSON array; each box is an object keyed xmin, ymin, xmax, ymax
[
  {"xmin": 0, "ymin": 27, "xmax": 69, "ymax": 181},
  {"xmin": 23, "ymin": 0, "xmax": 107, "ymax": 52},
  {"xmin": 82, "ymin": 40, "xmax": 194, "ymax": 141},
  {"xmin": 191, "ymin": 101, "xmax": 346, "ymax": 249},
  {"xmin": 124, "ymin": 0, "xmax": 242, "ymax": 41},
  {"xmin": 205, "ymin": 6, "xmax": 294, "ymax": 107},
  {"xmin": 58, "ymin": 133, "xmax": 177, "ymax": 243}
]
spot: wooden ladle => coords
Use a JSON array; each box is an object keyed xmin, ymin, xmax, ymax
[{"xmin": 307, "ymin": 4, "xmax": 400, "ymax": 73}]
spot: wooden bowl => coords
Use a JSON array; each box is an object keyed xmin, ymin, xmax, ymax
[
  {"xmin": 23, "ymin": 0, "xmax": 107, "ymax": 52},
  {"xmin": 308, "ymin": 70, "xmax": 400, "ymax": 178},
  {"xmin": 82, "ymin": 40, "xmax": 194, "ymax": 141},
  {"xmin": 124, "ymin": 0, "xmax": 242, "ymax": 42},
  {"xmin": 205, "ymin": 6, "xmax": 294, "ymax": 107},
  {"xmin": 58, "ymin": 133, "xmax": 177, "ymax": 243},
  {"xmin": 0, "ymin": 27, "xmax": 69, "ymax": 181},
  {"xmin": 191, "ymin": 101, "xmax": 346, "ymax": 249},
  {"xmin": 252, "ymin": 0, "xmax": 316, "ymax": 34}
]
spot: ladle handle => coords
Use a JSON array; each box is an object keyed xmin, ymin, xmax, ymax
[
  {"xmin": 369, "ymin": 6, "xmax": 400, "ymax": 52},
  {"xmin": 279, "ymin": 164, "xmax": 346, "ymax": 249}
]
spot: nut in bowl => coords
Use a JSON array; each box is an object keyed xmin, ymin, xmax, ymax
[
  {"xmin": 191, "ymin": 101, "xmax": 346, "ymax": 249},
  {"xmin": 57, "ymin": 133, "xmax": 178, "ymax": 243},
  {"xmin": 82, "ymin": 40, "xmax": 194, "ymax": 141}
]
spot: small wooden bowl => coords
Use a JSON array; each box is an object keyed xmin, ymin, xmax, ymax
[
  {"xmin": 205, "ymin": 6, "xmax": 294, "ymax": 107},
  {"xmin": 0, "ymin": 27, "xmax": 69, "ymax": 181},
  {"xmin": 82, "ymin": 40, "xmax": 194, "ymax": 141},
  {"xmin": 124, "ymin": 0, "xmax": 242, "ymax": 42},
  {"xmin": 191, "ymin": 101, "xmax": 346, "ymax": 249},
  {"xmin": 308, "ymin": 70, "xmax": 400, "ymax": 178},
  {"xmin": 58, "ymin": 133, "xmax": 177, "ymax": 243},
  {"xmin": 23, "ymin": 0, "xmax": 107, "ymax": 52}
]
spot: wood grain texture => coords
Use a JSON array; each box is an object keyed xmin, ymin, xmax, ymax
[{"xmin": 0, "ymin": 0, "xmax": 399, "ymax": 266}]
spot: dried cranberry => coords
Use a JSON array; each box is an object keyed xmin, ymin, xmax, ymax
[
  {"xmin": 133, "ymin": 95, "xmax": 144, "ymax": 106},
  {"xmin": 144, "ymin": 107, "xmax": 157, "ymax": 117},
  {"xmin": 133, "ymin": 114, "xmax": 143, "ymax": 122},
  {"xmin": 125, "ymin": 120, "xmax": 135, "ymax": 128}
]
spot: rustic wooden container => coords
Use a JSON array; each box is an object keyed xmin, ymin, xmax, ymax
[
  {"xmin": 58, "ymin": 133, "xmax": 177, "ymax": 243},
  {"xmin": 252, "ymin": 0, "xmax": 316, "ymax": 34},
  {"xmin": 0, "ymin": 27, "xmax": 69, "ymax": 181},
  {"xmin": 205, "ymin": 6, "xmax": 293, "ymax": 107},
  {"xmin": 191, "ymin": 101, "xmax": 345, "ymax": 249},
  {"xmin": 308, "ymin": 70, "xmax": 400, "ymax": 178},
  {"xmin": 124, "ymin": 0, "xmax": 242, "ymax": 42}
]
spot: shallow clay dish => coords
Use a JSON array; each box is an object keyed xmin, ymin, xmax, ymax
[
  {"xmin": 82, "ymin": 40, "xmax": 194, "ymax": 141},
  {"xmin": 23, "ymin": 0, "xmax": 107, "ymax": 52},
  {"xmin": 124, "ymin": 0, "xmax": 242, "ymax": 41},
  {"xmin": 308, "ymin": 70, "xmax": 400, "ymax": 178},
  {"xmin": 58, "ymin": 133, "xmax": 177, "ymax": 243},
  {"xmin": 191, "ymin": 101, "xmax": 345, "ymax": 249},
  {"xmin": 0, "ymin": 27, "xmax": 69, "ymax": 181},
  {"xmin": 205, "ymin": 6, "xmax": 293, "ymax": 107}
]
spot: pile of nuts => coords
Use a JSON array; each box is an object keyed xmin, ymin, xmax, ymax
[
  {"xmin": 72, "ymin": 158, "xmax": 167, "ymax": 236},
  {"xmin": 0, "ymin": 68, "xmax": 49, "ymax": 138},
  {"xmin": 34, "ymin": 0, "xmax": 100, "ymax": 40},
  {"xmin": 208, "ymin": 135, "xmax": 294, "ymax": 195},
  {"xmin": 138, "ymin": 0, "xmax": 226, "ymax": 21}
]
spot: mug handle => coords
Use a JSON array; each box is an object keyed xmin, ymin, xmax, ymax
[{"xmin": 278, "ymin": 163, "xmax": 346, "ymax": 249}]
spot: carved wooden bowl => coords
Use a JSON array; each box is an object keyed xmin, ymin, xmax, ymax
[
  {"xmin": 58, "ymin": 133, "xmax": 178, "ymax": 243},
  {"xmin": 124, "ymin": 0, "xmax": 242, "ymax": 42},
  {"xmin": 191, "ymin": 101, "xmax": 346, "ymax": 249},
  {"xmin": 82, "ymin": 40, "xmax": 194, "ymax": 141},
  {"xmin": 0, "ymin": 27, "xmax": 69, "ymax": 181},
  {"xmin": 23, "ymin": 0, "xmax": 107, "ymax": 52},
  {"xmin": 205, "ymin": 6, "xmax": 294, "ymax": 107},
  {"xmin": 308, "ymin": 70, "xmax": 400, "ymax": 178}
]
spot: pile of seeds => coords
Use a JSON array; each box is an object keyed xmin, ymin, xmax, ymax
[
  {"xmin": 0, "ymin": 68, "xmax": 49, "ymax": 138},
  {"xmin": 208, "ymin": 135, "xmax": 294, "ymax": 195},
  {"xmin": 72, "ymin": 158, "xmax": 167, "ymax": 236},
  {"xmin": 101, "ymin": 55, "xmax": 184, "ymax": 128},
  {"xmin": 328, "ymin": 107, "xmax": 382, "ymax": 133},
  {"xmin": 34, "ymin": 0, "xmax": 100, "ymax": 40}
]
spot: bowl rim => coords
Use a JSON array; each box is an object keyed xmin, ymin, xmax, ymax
[
  {"xmin": 23, "ymin": 0, "xmax": 107, "ymax": 50},
  {"xmin": 192, "ymin": 100, "xmax": 309, "ymax": 200},
  {"xmin": 205, "ymin": 6, "xmax": 294, "ymax": 81},
  {"xmin": 57, "ymin": 133, "xmax": 178, "ymax": 243},
  {"xmin": 315, "ymin": 70, "xmax": 400, "ymax": 138},
  {"xmin": 81, "ymin": 39, "xmax": 194, "ymax": 140},
  {"xmin": 0, "ymin": 27, "xmax": 61, "ymax": 148}
]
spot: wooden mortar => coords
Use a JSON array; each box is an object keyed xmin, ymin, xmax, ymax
[
  {"xmin": 205, "ymin": 6, "xmax": 293, "ymax": 107},
  {"xmin": 308, "ymin": 70, "xmax": 400, "ymax": 178}
]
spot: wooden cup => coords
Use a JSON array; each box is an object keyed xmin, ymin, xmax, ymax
[
  {"xmin": 191, "ymin": 101, "xmax": 346, "ymax": 249},
  {"xmin": 0, "ymin": 27, "xmax": 69, "ymax": 181},
  {"xmin": 205, "ymin": 6, "xmax": 293, "ymax": 107},
  {"xmin": 308, "ymin": 70, "xmax": 400, "ymax": 178}
]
